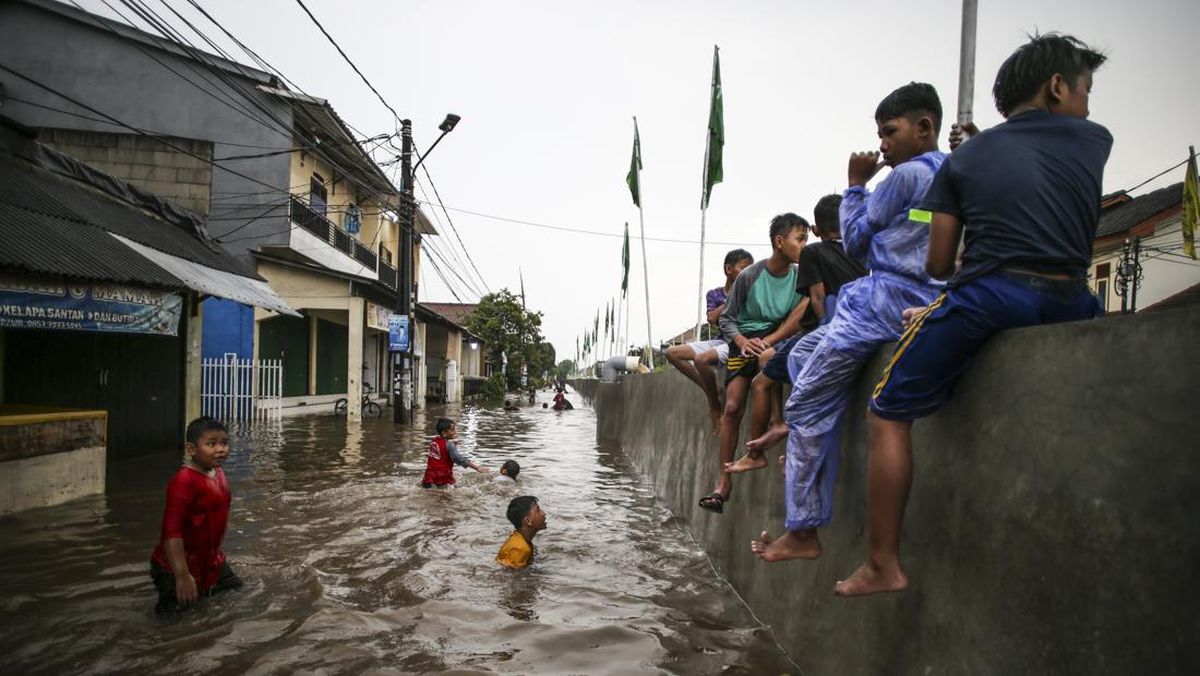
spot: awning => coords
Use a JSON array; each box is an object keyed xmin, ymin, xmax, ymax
[{"xmin": 113, "ymin": 234, "xmax": 300, "ymax": 316}]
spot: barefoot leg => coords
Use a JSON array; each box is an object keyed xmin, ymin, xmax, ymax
[
  {"xmin": 746, "ymin": 373, "xmax": 775, "ymax": 457},
  {"xmin": 750, "ymin": 529, "xmax": 822, "ymax": 562},
  {"xmin": 746, "ymin": 421, "xmax": 788, "ymax": 455},
  {"xmin": 835, "ymin": 412, "xmax": 914, "ymax": 597},
  {"xmin": 714, "ymin": 375, "xmax": 750, "ymax": 499},
  {"xmin": 695, "ymin": 350, "xmax": 722, "ymax": 433}
]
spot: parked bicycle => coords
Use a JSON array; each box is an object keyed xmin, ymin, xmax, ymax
[{"xmin": 334, "ymin": 383, "xmax": 383, "ymax": 418}]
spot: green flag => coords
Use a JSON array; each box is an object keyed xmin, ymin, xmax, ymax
[
  {"xmin": 621, "ymin": 222, "xmax": 630, "ymax": 297},
  {"xmin": 702, "ymin": 45, "xmax": 723, "ymax": 209},
  {"xmin": 626, "ymin": 118, "xmax": 643, "ymax": 207}
]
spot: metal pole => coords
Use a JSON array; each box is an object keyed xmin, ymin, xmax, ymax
[
  {"xmin": 394, "ymin": 119, "xmax": 414, "ymax": 424},
  {"xmin": 638, "ymin": 203, "xmax": 654, "ymax": 368},
  {"xmin": 957, "ymin": 0, "xmax": 979, "ymax": 127},
  {"xmin": 1130, "ymin": 236, "xmax": 1141, "ymax": 313}
]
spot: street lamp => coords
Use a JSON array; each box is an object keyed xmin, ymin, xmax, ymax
[
  {"xmin": 411, "ymin": 113, "xmax": 461, "ymax": 174},
  {"xmin": 393, "ymin": 114, "xmax": 462, "ymax": 424}
]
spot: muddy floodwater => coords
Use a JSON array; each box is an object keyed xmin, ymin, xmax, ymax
[{"xmin": 0, "ymin": 391, "xmax": 795, "ymax": 674}]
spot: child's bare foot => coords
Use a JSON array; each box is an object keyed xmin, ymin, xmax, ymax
[
  {"xmin": 834, "ymin": 561, "xmax": 908, "ymax": 596},
  {"xmin": 724, "ymin": 453, "xmax": 768, "ymax": 474},
  {"xmin": 749, "ymin": 529, "xmax": 822, "ymax": 562},
  {"xmin": 745, "ymin": 423, "xmax": 788, "ymax": 455},
  {"xmin": 708, "ymin": 407, "xmax": 722, "ymax": 436}
]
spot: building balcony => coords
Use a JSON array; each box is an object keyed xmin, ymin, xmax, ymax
[{"xmin": 287, "ymin": 194, "xmax": 395, "ymax": 289}]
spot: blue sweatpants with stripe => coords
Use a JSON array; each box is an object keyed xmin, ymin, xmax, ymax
[
  {"xmin": 783, "ymin": 272, "xmax": 941, "ymax": 531},
  {"xmin": 870, "ymin": 271, "xmax": 1101, "ymax": 420}
]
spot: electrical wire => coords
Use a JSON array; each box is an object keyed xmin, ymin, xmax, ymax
[
  {"xmin": 418, "ymin": 164, "xmax": 491, "ymax": 293},
  {"xmin": 292, "ymin": 0, "xmax": 403, "ymax": 124}
]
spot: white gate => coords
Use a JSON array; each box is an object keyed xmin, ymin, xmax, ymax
[{"xmin": 201, "ymin": 353, "xmax": 283, "ymax": 423}]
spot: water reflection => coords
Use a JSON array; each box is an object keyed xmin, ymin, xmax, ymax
[{"xmin": 0, "ymin": 392, "xmax": 794, "ymax": 674}]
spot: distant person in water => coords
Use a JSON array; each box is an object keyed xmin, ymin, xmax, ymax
[
  {"xmin": 495, "ymin": 460, "xmax": 520, "ymax": 484},
  {"xmin": 421, "ymin": 417, "xmax": 488, "ymax": 488},
  {"xmin": 552, "ymin": 391, "xmax": 573, "ymax": 411},
  {"xmin": 497, "ymin": 495, "xmax": 548, "ymax": 569},
  {"xmin": 149, "ymin": 416, "xmax": 243, "ymax": 614}
]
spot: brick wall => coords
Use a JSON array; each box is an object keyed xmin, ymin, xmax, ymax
[{"xmin": 38, "ymin": 129, "xmax": 213, "ymax": 215}]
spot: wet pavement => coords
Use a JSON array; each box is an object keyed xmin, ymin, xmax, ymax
[{"xmin": 0, "ymin": 390, "xmax": 795, "ymax": 674}]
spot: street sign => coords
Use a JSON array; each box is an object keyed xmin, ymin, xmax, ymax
[{"xmin": 388, "ymin": 314, "xmax": 409, "ymax": 352}]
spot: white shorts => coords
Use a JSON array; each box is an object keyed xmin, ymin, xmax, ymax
[{"xmin": 686, "ymin": 338, "xmax": 728, "ymax": 365}]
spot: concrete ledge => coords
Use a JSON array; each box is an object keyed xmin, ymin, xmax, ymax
[
  {"xmin": 576, "ymin": 305, "xmax": 1200, "ymax": 673},
  {"xmin": 0, "ymin": 406, "xmax": 107, "ymax": 462},
  {"xmin": 0, "ymin": 445, "xmax": 106, "ymax": 515}
]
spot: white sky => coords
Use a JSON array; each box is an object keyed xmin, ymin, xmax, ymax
[{"xmin": 75, "ymin": 0, "xmax": 1200, "ymax": 361}]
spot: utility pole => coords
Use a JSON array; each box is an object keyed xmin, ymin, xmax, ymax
[
  {"xmin": 394, "ymin": 119, "xmax": 414, "ymax": 424},
  {"xmin": 1115, "ymin": 236, "xmax": 1143, "ymax": 314}
]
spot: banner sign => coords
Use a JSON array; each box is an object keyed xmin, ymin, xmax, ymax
[
  {"xmin": 388, "ymin": 314, "xmax": 409, "ymax": 352},
  {"xmin": 366, "ymin": 301, "xmax": 391, "ymax": 331},
  {"xmin": 0, "ymin": 276, "xmax": 183, "ymax": 336}
]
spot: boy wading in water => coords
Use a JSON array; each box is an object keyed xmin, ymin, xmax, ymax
[
  {"xmin": 699, "ymin": 215, "xmax": 806, "ymax": 514},
  {"xmin": 665, "ymin": 248, "xmax": 754, "ymax": 434},
  {"xmin": 421, "ymin": 417, "xmax": 488, "ymax": 488},
  {"xmin": 497, "ymin": 495, "xmax": 548, "ymax": 569},
  {"xmin": 751, "ymin": 82, "xmax": 947, "ymax": 561},
  {"xmin": 150, "ymin": 416, "xmax": 243, "ymax": 613},
  {"xmin": 837, "ymin": 34, "xmax": 1111, "ymax": 596}
]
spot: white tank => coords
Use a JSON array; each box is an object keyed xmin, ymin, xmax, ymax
[{"xmin": 445, "ymin": 359, "xmax": 460, "ymax": 402}]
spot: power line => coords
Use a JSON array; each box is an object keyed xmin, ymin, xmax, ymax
[
  {"xmin": 429, "ymin": 202, "xmax": 761, "ymax": 247},
  {"xmin": 293, "ymin": 0, "xmax": 402, "ymax": 124},
  {"xmin": 418, "ymin": 165, "xmax": 491, "ymax": 293},
  {"xmin": 413, "ymin": 178, "xmax": 488, "ymax": 295}
]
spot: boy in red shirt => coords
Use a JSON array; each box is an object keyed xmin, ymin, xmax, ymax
[
  {"xmin": 421, "ymin": 417, "xmax": 488, "ymax": 487},
  {"xmin": 150, "ymin": 416, "xmax": 242, "ymax": 613}
]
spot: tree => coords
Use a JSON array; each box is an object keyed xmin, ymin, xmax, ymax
[
  {"xmin": 465, "ymin": 289, "xmax": 545, "ymax": 391},
  {"xmin": 556, "ymin": 359, "xmax": 575, "ymax": 381}
]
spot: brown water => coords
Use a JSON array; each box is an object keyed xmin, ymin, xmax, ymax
[{"xmin": 0, "ymin": 392, "xmax": 795, "ymax": 675}]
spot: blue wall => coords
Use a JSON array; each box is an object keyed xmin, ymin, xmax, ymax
[{"xmin": 201, "ymin": 298, "xmax": 254, "ymax": 360}]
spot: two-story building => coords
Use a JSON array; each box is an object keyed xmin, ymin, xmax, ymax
[{"xmin": 0, "ymin": 0, "xmax": 438, "ymax": 419}]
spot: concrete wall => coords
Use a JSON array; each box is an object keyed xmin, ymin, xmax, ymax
[
  {"xmin": 39, "ymin": 128, "xmax": 214, "ymax": 215},
  {"xmin": 575, "ymin": 306, "xmax": 1200, "ymax": 674},
  {"xmin": 0, "ymin": 409, "xmax": 107, "ymax": 515}
]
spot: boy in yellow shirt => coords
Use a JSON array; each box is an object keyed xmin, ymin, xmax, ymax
[{"xmin": 496, "ymin": 496, "xmax": 547, "ymax": 569}]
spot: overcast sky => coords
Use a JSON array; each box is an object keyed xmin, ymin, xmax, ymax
[{"xmin": 76, "ymin": 0, "xmax": 1200, "ymax": 362}]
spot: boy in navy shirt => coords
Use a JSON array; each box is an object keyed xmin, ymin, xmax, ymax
[{"xmin": 836, "ymin": 34, "xmax": 1111, "ymax": 596}]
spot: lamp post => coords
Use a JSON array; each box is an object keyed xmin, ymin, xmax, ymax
[{"xmin": 393, "ymin": 113, "xmax": 460, "ymax": 424}]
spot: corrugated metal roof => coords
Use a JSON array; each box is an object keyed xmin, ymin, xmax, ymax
[
  {"xmin": 0, "ymin": 200, "xmax": 181, "ymax": 288},
  {"xmin": 0, "ymin": 148, "xmax": 295, "ymax": 315},
  {"xmin": 0, "ymin": 154, "xmax": 257, "ymax": 278},
  {"xmin": 115, "ymin": 235, "xmax": 299, "ymax": 316}
]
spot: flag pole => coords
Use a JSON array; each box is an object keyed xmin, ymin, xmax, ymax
[
  {"xmin": 957, "ymin": 0, "xmax": 978, "ymax": 127},
  {"xmin": 638, "ymin": 201, "xmax": 654, "ymax": 367},
  {"xmin": 696, "ymin": 45, "xmax": 720, "ymax": 342}
]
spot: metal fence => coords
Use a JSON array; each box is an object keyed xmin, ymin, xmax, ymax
[{"xmin": 201, "ymin": 353, "xmax": 283, "ymax": 423}]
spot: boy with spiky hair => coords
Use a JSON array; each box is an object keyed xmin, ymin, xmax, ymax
[
  {"xmin": 751, "ymin": 82, "xmax": 947, "ymax": 562},
  {"xmin": 837, "ymin": 34, "xmax": 1111, "ymax": 597}
]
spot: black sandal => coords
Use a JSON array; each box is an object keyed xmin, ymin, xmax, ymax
[{"xmin": 698, "ymin": 492, "xmax": 727, "ymax": 513}]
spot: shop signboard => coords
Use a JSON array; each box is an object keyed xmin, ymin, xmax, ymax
[
  {"xmin": 366, "ymin": 302, "xmax": 391, "ymax": 331},
  {"xmin": 0, "ymin": 276, "xmax": 183, "ymax": 336}
]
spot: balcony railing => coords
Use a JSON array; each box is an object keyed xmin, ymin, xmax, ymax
[{"xmin": 289, "ymin": 194, "xmax": 379, "ymax": 276}]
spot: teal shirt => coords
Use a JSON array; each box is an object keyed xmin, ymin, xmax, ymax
[{"xmin": 718, "ymin": 260, "xmax": 801, "ymax": 338}]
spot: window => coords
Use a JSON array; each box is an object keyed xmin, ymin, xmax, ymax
[
  {"xmin": 310, "ymin": 174, "xmax": 328, "ymax": 217},
  {"xmin": 1095, "ymin": 262, "xmax": 1111, "ymax": 311}
]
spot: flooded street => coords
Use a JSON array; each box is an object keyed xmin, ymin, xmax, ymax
[{"xmin": 0, "ymin": 391, "xmax": 794, "ymax": 675}]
